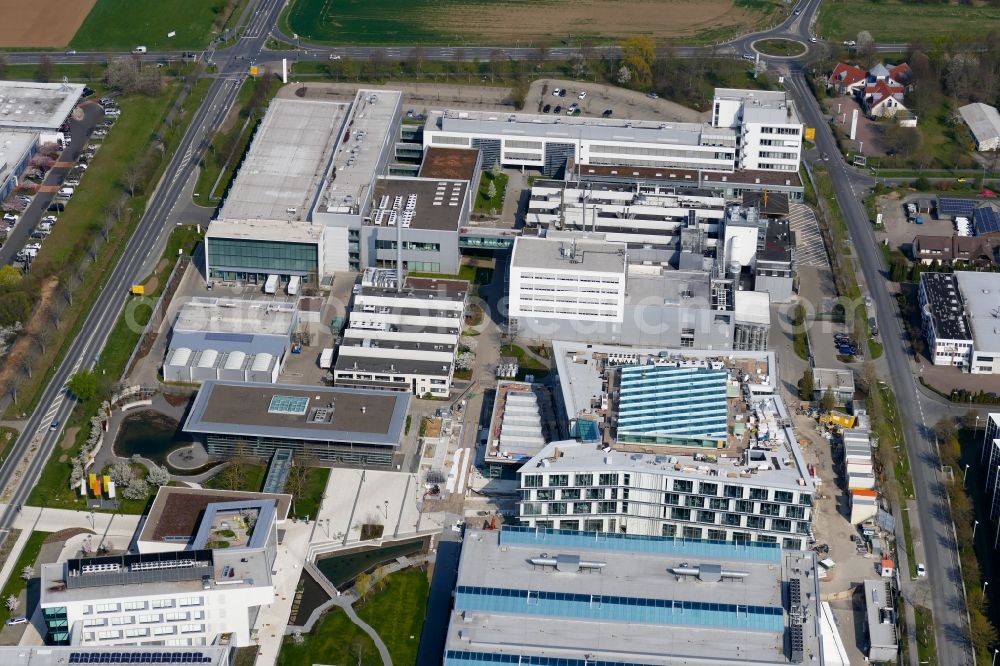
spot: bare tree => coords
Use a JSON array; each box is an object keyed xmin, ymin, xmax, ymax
[
  {"xmin": 0, "ymin": 54, "xmax": 8, "ymax": 79},
  {"xmin": 36, "ymin": 56, "xmax": 54, "ymax": 83},
  {"xmin": 21, "ymin": 565, "xmax": 33, "ymax": 581},
  {"xmin": 489, "ymin": 50, "xmax": 505, "ymax": 84},
  {"xmin": 123, "ymin": 165, "xmax": 142, "ymax": 197},
  {"xmin": 4, "ymin": 595, "xmax": 17, "ymax": 613},
  {"xmin": 81, "ymin": 56, "xmax": 98, "ymax": 82}
]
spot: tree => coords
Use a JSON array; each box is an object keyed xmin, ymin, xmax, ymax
[
  {"xmin": 860, "ymin": 360, "xmax": 878, "ymax": 396},
  {"xmin": 616, "ymin": 65, "xmax": 632, "ymax": 85},
  {"xmin": 123, "ymin": 477, "xmax": 149, "ymax": 500},
  {"xmin": 0, "ymin": 54, "xmax": 7, "ymax": 80},
  {"xmin": 373, "ymin": 565, "xmax": 389, "ymax": 592},
  {"xmin": 67, "ymin": 370, "xmax": 99, "ymax": 401},
  {"xmin": 354, "ymin": 572, "xmax": 373, "ymax": 600},
  {"xmin": 510, "ymin": 78, "xmax": 528, "ymax": 110},
  {"xmin": 933, "ymin": 416, "xmax": 957, "ymax": 443},
  {"xmin": 0, "ymin": 265, "xmax": 21, "ymax": 288},
  {"xmin": 491, "ymin": 160, "xmax": 503, "ymax": 178},
  {"xmin": 882, "ymin": 121, "xmax": 921, "ymax": 159},
  {"xmin": 486, "ymin": 179, "xmax": 497, "ymax": 200},
  {"xmin": 109, "ymin": 461, "xmax": 135, "ymax": 487},
  {"xmin": 286, "ymin": 463, "xmax": 311, "ymax": 502},
  {"xmin": 820, "ymin": 387, "xmax": 837, "ymax": 413},
  {"xmin": 856, "ymin": 31, "xmax": 876, "ymax": 68},
  {"xmin": 488, "ymin": 49, "xmax": 505, "ymax": 83},
  {"xmin": 620, "ymin": 36, "xmax": 655, "ymax": 87},
  {"xmin": 146, "ymin": 463, "xmax": 170, "ymax": 486},
  {"xmin": 798, "ymin": 368, "xmax": 815, "ymax": 401},
  {"xmin": 35, "ymin": 55, "xmax": 54, "ymax": 83},
  {"xmin": 21, "ymin": 565, "xmax": 33, "ymax": 580},
  {"xmin": 4, "ymin": 595, "xmax": 17, "ymax": 613},
  {"xmin": 123, "ymin": 165, "xmax": 142, "ymax": 197},
  {"xmin": 81, "ymin": 56, "xmax": 98, "ymax": 83}
]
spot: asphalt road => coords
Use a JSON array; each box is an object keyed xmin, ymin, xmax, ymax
[
  {"xmin": 785, "ymin": 68, "xmax": 973, "ymax": 666},
  {"xmin": 0, "ymin": 0, "xmax": 284, "ymax": 541}
]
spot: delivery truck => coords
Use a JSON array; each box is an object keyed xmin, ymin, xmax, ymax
[
  {"xmin": 287, "ymin": 275, "xmax": 300, "ymax": 296},
  {"xmin": 319, "ymin": 348, "xmax": 334, "ymax": 369},
  {"xmin": 264, "ymin": 274, "xmax": 278, "ymax": 294}
]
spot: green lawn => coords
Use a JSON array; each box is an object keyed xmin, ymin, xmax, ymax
[
  {"xmin": 752, "ymin": 39, "xmax": 805, "ymax": 57},
  {"xmin": 409, "ymin": 264, "xmax": 493, "ymax": 285},
  {"xmin": 277, "ymin": 569, "xmax": 429, "ymax": 666},
  {"xmin": 292, "ymin": 467, "xmax": 332, "ymax": 519},
  {"xmin": 0, "ymin": 531, "xmax": 49, "ymax": 625},
  {"xmin": 71, "ymin": 0, "xmax": 240, "ymax": 50},
  {"xmin": 475, "ymin": 172, "xmax": 507, "ymax": 214},
  {"xmin": 204, "ymin": 462, "xmax": 267, "ymax": 492},
  {"xmin": 817, "ymin": 0, "xmax": 1000, "ymax": 42},
  {"xmin": 357, "ymin": 569, "xmax": 429, "ymax": 666}
]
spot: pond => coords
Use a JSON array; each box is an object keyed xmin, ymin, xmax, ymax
[
  {"xmin": 315, "ymin": 537, "xmax": 428, "ymax": 589},
  {"xmin": 113, "ymin": 410, "xmax": 197, "ymax": 471}
]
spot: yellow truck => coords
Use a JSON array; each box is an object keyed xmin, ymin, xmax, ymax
[{"xmin": 820, "ymin": 412, "xmax": 857, "ymax": 429}]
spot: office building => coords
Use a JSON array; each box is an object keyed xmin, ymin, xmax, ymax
[
  {"xmin": 0, "ymin": 130, "xmax": 40, "ymax": 200},
  {"xmin": 444, "ymin": 526, "xmax": 824, "ymax": 665},
  {"xmin": 184, "ymin": 380, "xmax": 410, "ymax": 467},
  {"xmin": 508, "ymin": 236, "xmax": 756, "ymax": 348},
  {"xmin": 525, "ymin": 179, "xmax": 727, "ymax": 254},
  {"xmin": 979, "ymin": 414, "xmax": 1000, "ymax": 547},
  {"xmin": 205, "ymin": 218, "xmax": 325, "ymax": 285},
  {"xmin": 812, "ymin": 367, "xmax": 856, "ymax": 403},
  {"xmin": 722, "ymin": 205, "xmax": 795, "ymax": 303},
  {"xmin": 418, "ymin": 145, "xmax": 482, "ymax": 191},
  {"xmin": 0, "ymin": 646, "xmax": 233, "ymax": 665},
  {"xmin": 333, "ymin": 274, "xmax": 467, "ymax": 396},
  {"xmin": 163, "ymin": 298, "xmax": 298, "ymax": 385},
  {"xmin": 754, "ymin": 218, "xmax": 795, "ymax": 302},
  {"xmin": 0, "ymin": 80, "xmax": 86, "ymax": 133},
  {"xmin": 919, "ymin": 271, "xmax": 1000, "ymax": 373},
  {"xmin": 519, "ymin": 343, "xmax": 815, "ymax": 548},
  {"xmin": 425, "ymin": 88, "xmax": 801, "ymax": 177},
  {"xmin": 40, "ymin": 549, "xmax": 273, "ymax": 648}
]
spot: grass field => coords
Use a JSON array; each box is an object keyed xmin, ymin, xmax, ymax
[
  {"xmin": 277, "ymin": 569, "xmax": 429, "ymax": 666},
  {"xmin": 753, "ymin": 39, "xmax": 805, "ymax": 57},
  {"xmin": 817, "ymin": 0, "xmax": 1000, "ymax": 42},
  {"xmin": 284, "ymin": 0, "xmax": 784, "ymax": 46},
  {"xmin": 70, "ymin": 0, "xmax": 239, "ymax": 50},
  {"xmin": 0, "ymin": 531, "xmax": 49, "ymax": 625}
]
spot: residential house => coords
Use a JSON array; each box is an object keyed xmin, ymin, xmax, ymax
[
  {"xmin": 830, "ymin": 61, "xmax": 912, "ymax": 119},
  {"xmin": 912, "ymin": 234, "xmax": 995, "ymax": 267}
]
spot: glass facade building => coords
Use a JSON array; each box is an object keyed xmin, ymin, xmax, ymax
[{"xmin": 206, "ymin": 238, "xmax": 319, "ymax": 283}]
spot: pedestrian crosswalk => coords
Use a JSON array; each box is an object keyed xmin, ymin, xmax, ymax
[{"xmin": 788, "ymin": 203, "xmax": 828, "ymax": 268}]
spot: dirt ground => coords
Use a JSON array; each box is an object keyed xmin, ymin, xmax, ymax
[
  {"xmin": 0, "ymin": 278, "xmax": 59, "ymax": 401},
  {"xmin": 876, "ymin": 192, "xmax": 955, "ymax": 253},
  {"xmin": 824, "ymin": 93, "xmax": 887, "ymax": 157},
  {"xmin": 0, "ymin": 0, "xmax": 97, "ymax": 47},
  {"xmin": 458, "ymin": 0, "xmax": 757, "ymax": 42}
]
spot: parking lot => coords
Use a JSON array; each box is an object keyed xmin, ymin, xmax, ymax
[
  {"xmin": 877, "ymin": 192, "xmax": 955, "ymax": 254},
  {"xmin": 526, "ymin": 78, "xmax": 706, "ymax": 123}
]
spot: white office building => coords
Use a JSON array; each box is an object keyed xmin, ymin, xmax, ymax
[
  {"xmin": 333, "ymin": 271, "xmax": 467, "ymax": 396},
  {"xmin": 424, "ymin": 88, "xmax": 801, "ymax": 177},
  {"xmin": 40, "ymin": 549, "xmax": 274, "ymax": 648},
  {"xmin": 919, "ymin": 271, "xmax": 1000, "ymax": 373}
]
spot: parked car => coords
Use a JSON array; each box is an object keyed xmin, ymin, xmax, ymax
[
  {"xmin": 3, "ymin": 214, "xmax": 19, "ymax": 224},
  {"xmin": 917, "ymin": 563, "xmax": 926, "ymax": 577},
  {"xmin": 647, "ymin": 92, "xmax": 659, "ymax": 99},
  {"xmin": 328, "ymin": 54, "xmax": 341, "ymax": 60},
  {"xmin": 5, "ymin": 617, "xmax": 27, "ymax": 626},
  {"xmin": 49, "ymin": 419, "xmax": 60, "ymax": 431},
  {"xmin": 542, "ymin": 104, "xmax": 551, "ymax": 113},
  {"xmin": 559, "ymin": 89, "xmax": 566, "ymax": 97},
  {"xmin": 553, "ymin": 105, "xmax": 561, "ymax": 113},
  {"xmin": 578, "ymin": 91, "xmax": 587, "ymax": 100},
  {"xmin": 602, "ymin": 108, "xmax": 613, "ymax": 117},
  {"xmin": 552, "ymin": 88, "xmax": 562, "ymax": 97}
]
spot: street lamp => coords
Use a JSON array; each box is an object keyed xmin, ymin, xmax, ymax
[
  {"xmin": 985, "ymin": 580, "xmax": 990, "ymax": 594},
  {"xmin": 993, "ymin": 648, "xmax": 999, "ymax": 666},
  {"xmin": 974, "ymin": 519, "xmax": 980, "ymax": 541},
  {"xmin": 965, "ymin": 463, "xmax": 971, "ymax": 480}
]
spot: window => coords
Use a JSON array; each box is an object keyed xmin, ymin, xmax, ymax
[
  {"xmin": 671, "ymin": 507, "xmax": 691, "ymax": 521},
  {"xmin": 709, "ymin": 498, "xmax": 729, "ymax": 510},
  {"xmin": 673, "ymin": 479, "xmax": 693, "ymax": 493},
  {"xmin": 560, "ymin": 488, "xmax": 580, "ymax": 500},
  {"xmin": 771, "ymin": 519, "xmax": 792, "ymax": 533},
  {"xmin": 548, "ymin": 474, "xmax": 569, "ymax": 487},
  {"xmin": 697, "ymin": 510, "xmax": 716, "ymax": 524},
  {"xmin": 724, "ymin": 513, "xmax": 742, "ymax": 526},
  {"xmin": 178, "ymin": 597, "xmax": 203, "ymax": 607},
  {"xmin": 583, "ymin": 519, "xmax": 604, "ymax": 532},
  {"xmin": 785, "ymin": 506, "xmax": 805, "ymax": 520},
  {"xmin": 84, "ymin": 619, "xmax": 107, "ymax": 628},
  {"xmin": 682, "ymin": 526, "xmax": 703, "ymax": 539},
  {"xmin": 123, "ymin": 601, "xmax": 146, "ymax": 611},
  {"xmin": 97, "ymin": 630, "xmax": 123, "ymax": 640},
  {"xmin": 783, "ymin": 538, "xmax": 802, "ymax": 550},
  {"xmin": 180, "ymin": 624, "xmax": 204, "ymax": 634},
  {"xmin": 662, "ymin": 524, "xmax": 677, "ymax": 537},
  {"xmin": 548, "ymin": 502, "xmax": 568, "ymax": 515},
  {"xmin": 522, "ymin": 503, "xmax": 542, "ymax": 515},
  {"xmin": 111, "ymin": 616, "xmax": 133, "ymax": 626},
  {"xmin": 749, "ymin": 488, "xmax": 769, "ymax": 500},
  {"xmin": 760, "ymin": 503, "xmax": 780, "ymax": 516},
  {"xmin": 732, "ymin": 532, "xmax": 751, "ymax": 543},
  {"xmin": 746, "ymin": 515, "xmax": 765, "ymax": 529},
  {"xmin": 757, "ymin": 535, "xmax": 778, "ymax": 544},
  {"xmin": 124, "ymin": 628, "xmax": 149, "ymax": 638},
  {"xmin": 800, "ymin": 494, "xmax": 813, "ymax": 506},
  {"xmin": 573, "ymin": 502, "xmax": 592, "ymax": 514},
  {"xmin": 153, "ymin": 626, "xmax": 177, "ymax": 636},
  {"xmin": 523, "ymin": 475, "xmax": 542, "ymax": 488},
  {"xmin": 724, "ymin": 484, "xmax": 743, "ymax": 498},
  {"xmin": 559, "ymin": 520, "xmax": 580, "ymax": 531},
  {"xmin": 586, "ymin": 488, "xmax": 603, "ymax": 500},
  {"xmin": 707, "ymin": 529, "xmax": 728, "ymax": 541},
  {"xmin": 684, "ymin": 495, "xmax": 705, "ymax": 508},
  {"xmin": 536, "ymin": 489, "xmax": 554, "ymax": 501},
  {"xmin": 164, "ymin": 611, "xmax": 189, "ymax": 622},
  {"xmin": 96, "ymin": 603, "xmax": 120, "ymax": 614},
  {"xmin": 797, "ymin": 521, "xmax": 812, "ymax": 535},
  {"xmin": 152, "ymin": 599, "xmax": 175, "ymax": 609},
  {"xmin": 597, "ymin": 501, "xmax": 617, "ymax": 514},
  {"xmin": 598, "ymin": 473, "xmax": 618, "ymax": 486},
  {"xmin": 699, "ymin": 482, "xmax": 718, "ymax": 496},
  {"xmin": 664, "ymin": 492, "xmax": 680, "ymax": 505},
  {"xmin": 735, "ymin": 500, "xmax": 754, "ymax": 513},
  {"xmin": 575, "ymin": 474, "xmax": 593, "ymax": 486},
  {"xmin": 774, "ymin": 490, "xmax": 793, "ymax": 503}
]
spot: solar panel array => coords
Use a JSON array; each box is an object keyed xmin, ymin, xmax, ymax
[
  {"xmin": 69, "ymin": 653, "xmax": 213, "ymax": 664},
  {"xmin": 937, "ymin": 197, "xmax": 976, "ymax": 217}
]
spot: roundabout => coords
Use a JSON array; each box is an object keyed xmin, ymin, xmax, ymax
[{"xmin": 751, "ymin": 38, "xmax": 807, "ymax": 58}]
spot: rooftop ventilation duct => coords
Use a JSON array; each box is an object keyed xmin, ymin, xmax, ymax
[
  {"xmin": 529, "ymin": 553, "xmax": 607, "ymax": 573},
  {"xmin": 669, "ymin": 563, "xmax": 749, "ymax": 582}
]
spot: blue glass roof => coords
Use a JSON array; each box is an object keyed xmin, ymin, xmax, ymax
[
  {"xmin": 445, "ymin": 652, "xmax": 657, "ymax": 666},
  {"xmin": 499, "ymin": 526, "xmax": 781, "ymax": 562},
  {"xmin": 616, "ymin": 366, "xmax": 728, "ymax": 440},
  {"xmin": 937, "ymin": 197, "xmax": 976, "ymax": 217},
  {"xmin": 974, "ymin": 207, "xmax": 1000, "ymax": 235},
  {"xmin": 454, "ymin": 586, "xmax": 784, "ymax": 632}
]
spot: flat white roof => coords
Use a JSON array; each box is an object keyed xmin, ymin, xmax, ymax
[
  {"xmin": 220, "ymin": 98, "xmax": 348, "ymax": 222},
  {"xmin": 319, "ymin": 89, "xmax": 401, "ymax": 215},
  {"xmin": 174, "ymin": 297, "xmax": 297, "ymax": 337},
  {"xmin": 955, "ymin": 270, "xmax": 1000, "ymax": 351},
  {"xmin": 0, "ymin": 80, "xmax": 84, "ymax": 130},
  {"xmin": 206, "ymin": 218, "xmax": 323, "ymax": 244},
  {"xmin": 512, "ymin": 236, "xmax": 626, "ymax": 274},
  {"xmin": 0, "ymin": 130, "xmax": 37, "ymax": 185},
  {"xmin": 734, "ymin": 290, "xmax": 771, "ymax": 325}
]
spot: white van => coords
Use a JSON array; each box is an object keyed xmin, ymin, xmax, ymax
[
  {"xmin": 58, "ymin": 187, "xmax": 75, "ymax": 197},
  {"xmin": 133, "ymin": 46, "xmax": 147, "ymax": 54}
]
